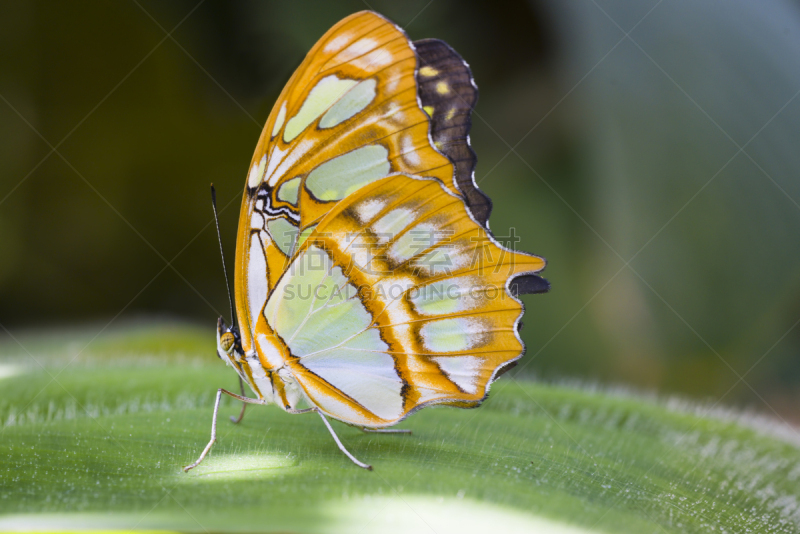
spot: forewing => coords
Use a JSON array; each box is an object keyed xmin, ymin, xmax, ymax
[
  {"xmin": 233, "ymin": 11, "xmax": 464, "ymax": 352},
  {"xmin": 260, "ymin": 174, "xmax": 545, "ymax": 426}
]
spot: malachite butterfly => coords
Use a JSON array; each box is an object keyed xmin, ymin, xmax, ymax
[{"xmin": 185, "ymin": 10, "xmax": 548, "ymax": 472}]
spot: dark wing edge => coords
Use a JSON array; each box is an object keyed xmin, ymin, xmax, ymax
[
  {"xmin": 413, "ymin": 38, "xmax": 492, "ymax": 226},
  {"xmin": 414, "ymin": 38, "xmax": 549, "ymax": 297},
  {"xmin": 509, "ymin": 274, "xmax": 550, "ymax": 296}
]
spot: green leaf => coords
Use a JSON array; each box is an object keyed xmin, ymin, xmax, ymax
[{"xmin": 1, "ymin": 323, "xmax": 799, "ymax": 533}]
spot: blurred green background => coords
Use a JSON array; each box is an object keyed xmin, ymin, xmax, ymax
[{"xmin": 1, "ymin": 0, "xmax": 799, "ymax": 420}]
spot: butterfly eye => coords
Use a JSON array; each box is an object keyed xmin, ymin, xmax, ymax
[{"xmin": 220, "ymin": 332, "xmax": 235, "ymax": 353}]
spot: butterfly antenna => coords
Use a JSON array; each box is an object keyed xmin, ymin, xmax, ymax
[{"xmin": 211, "ymin": 184, "xmax": 236, "ymax": 329}]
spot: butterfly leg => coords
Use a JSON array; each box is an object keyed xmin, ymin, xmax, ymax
[
  {"xmin": 183, "ymin": 388, "xmax": 264, "ymax": 472},
  {"xmin": 360, "ymin": 427, "xmax": 412, "ymax": 434},
  {"xmin": 230, "ymin": 377, "xmax": 248, "ymax": 424},
  {"xmin": 314, "ymin": 409, "xmax": 373, "ymax": 471}
]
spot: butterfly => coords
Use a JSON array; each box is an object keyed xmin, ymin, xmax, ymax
[{"xmin": 185, "ymin": 10, "xmax": 548, "ymax": 472}]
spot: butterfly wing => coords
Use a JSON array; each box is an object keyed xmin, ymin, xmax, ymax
[
  {"xmin": 234, "ymin": 11, "xmax": 469, "ymax": 352},
  {"xmin": 259, "ymin": 173, "xmax": 545, "ymax": 426}
]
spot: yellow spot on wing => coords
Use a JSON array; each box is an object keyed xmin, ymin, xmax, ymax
[
  {"xmin": 423, "ymin": 105, "xmax": 434, "ymax": 117},
  {"xmin": 420, "ymin": 66, "xmax": 439, "ymax": 77},
  {"xmin": 277, "ymin": 176, "xmax": 301, "ymax": 205},
  {"xmin": 266, "ymin": 218, "xmax": 297, "ymax": 256},
  {"xmin": 305, "ymin": 145, "xmax": 390, "ymax": 202},
  {"xmin": 296, "ymin": 225, "xmax": 315, "ymax": 250},
  {"xmin": 436, "ymin": 81, "xmax": 450, "ymax": 94},
  {"xmin": 319, "ymin": 78, "xmax": 377, "ymax": 129},
  {"xmin": 284, "ymin": 75, "xmax": 358, "ymax": 142}
]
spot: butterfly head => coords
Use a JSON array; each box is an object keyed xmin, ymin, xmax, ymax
[{"xmin": 216, "ymin": 316, "xmax": 242, "ymax": 364}]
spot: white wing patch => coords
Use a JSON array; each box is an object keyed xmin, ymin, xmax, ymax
[
  {"xmin": 257, "ymin": 332, "xmax": 287, "ymax": 370},
  {"xmin": 251, "ymin": 210, "xmax": 264, "ymax": 230},
  {"xmin": 400, "ymin": 133, "xmax": 421, "ymax": 166},
  {"xmin": 420, "ymin": 317, "xmax": 486, "ymax": 353},
  {"xmin": 332, "ymin": 37, "xmax": 378, "ymax": 64},
  {"xmin": 355, "ymin": 198, "xmax": 386, "ymax": 223},
  {"xmin": 264, "ymin": 245, "xmax": 404, "ymax": 421},
  {"xmin": 388, "ymin": 221, "xmax": 441, "ymax": 264},
  {"xmin": 324, "ymin": 32, "xmax": 352, "ymax": 54},
  {"xmin": 267, "ymin": 140, "xmax": 314, "ymax": 187},
  {"xmin": 300, "ymin": 380, "xmax": 369, "ymax": 423},
  {"xmin": 373, "ymin": 208, "xmax": 413, "ymax": 243},
  {"xmin": 302, "ymin": 346, "xmax": 402, "ymax": 420},
  {"xmin": 247, "ymin": 233, "xmax": 268, "ymax": 333},
  {"xmin": 248, "ymin": 155, "xmax": 267, "ymax": 188},
  {"xmin": 352, "ymin": 45, "xmax": 394, "ymax": 70},
  {"xmin": 412, "ymin": 241, "xmax": 471, "ymax": 276},
  {"xmin": 431, "ymin": 355, "xmax": 481, "ymax": 394},
  {"xmin": 410, "ymin": 276, "xmax": 482, "ymax": 316}
]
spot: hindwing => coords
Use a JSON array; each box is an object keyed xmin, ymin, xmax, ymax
[{"xmin": 255, "ymin": 174, "xmax": 545, "ymax": 426}]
